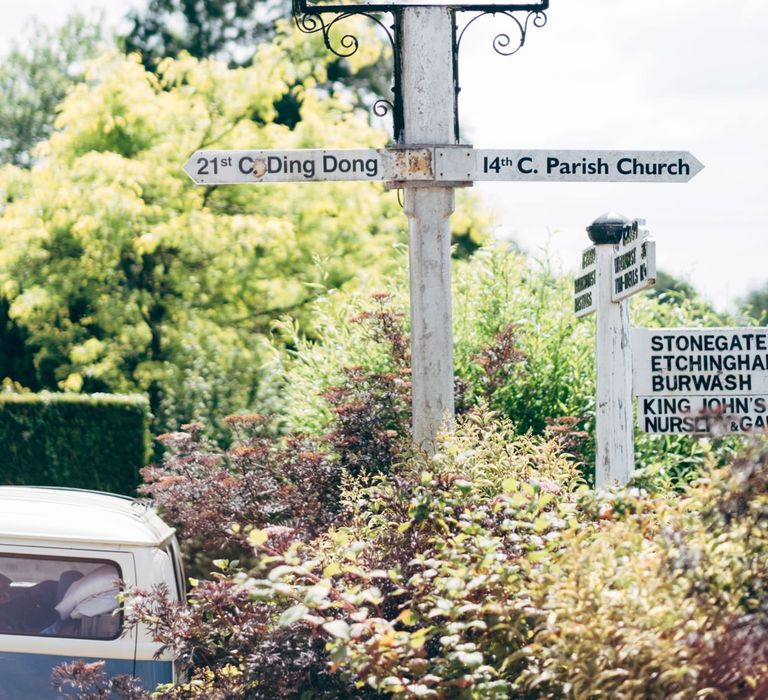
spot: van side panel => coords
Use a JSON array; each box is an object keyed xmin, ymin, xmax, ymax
[
  {"xmin": 0, "ymin": 651, "xmax": 172, "ymax": 697},
  {"xmin": 135, "ymin": 658, "xmax": 174, "ymax": 687}
]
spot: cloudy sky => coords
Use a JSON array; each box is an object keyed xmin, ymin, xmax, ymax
[{"xmin": 2, "ymin": 0, "xmax": 766, "ymax": 311}]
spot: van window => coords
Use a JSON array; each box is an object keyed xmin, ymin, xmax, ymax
[{"xmin": 0, "ymin": 554, "xmax": 122, "ymax": 640}]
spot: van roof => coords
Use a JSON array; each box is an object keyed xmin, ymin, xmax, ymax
[{"xmin": 0, "ymin": 487, "xmax": 176, "ymax": 548}]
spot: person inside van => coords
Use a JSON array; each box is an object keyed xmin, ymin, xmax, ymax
[{"xmin": 0, "ymin": 572, "xmax": 58, "ymax": 635}]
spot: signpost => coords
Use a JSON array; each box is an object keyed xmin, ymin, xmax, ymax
[
  {"xmin": 181, "ymin": 0, "xmax": 705, "ymax": 459},
  {"xmin": 633, "ymin": 327, "xmax": 768, "ymax": 435},
  {"xmin": 574, "ymin": 214, "xmax": 658, "ymax": 488}
]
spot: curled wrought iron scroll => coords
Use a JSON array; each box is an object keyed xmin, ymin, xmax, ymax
[
  {"xmin": 373, "ymin": 99, "xmax": 395, "ymax": 118},
  {"xmin": 294, "ymin": 10, "xmax": 399, "ymax": 135},
  {"xmin": 294, "ymin": 11, "xmax": 395, "ymax": 59},
  {"xmin": 456, "ymin": 9, "xmax": 547, "ymax": 56}
]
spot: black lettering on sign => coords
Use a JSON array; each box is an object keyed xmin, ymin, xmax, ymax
[
  {"xmin": 574, "ymin": 292, "xmax": 592, "ymax": 312},
  {"xmin": 614, "ymin": 249, "xmax": 636, "ymax": 273},
  {"xmin": 703, "ymin": 397, "xmax": 751, "ymax": 414},
  {"xmin": 197, "ymin": 157, "xmax": 219, "ymax": 176},
  {"xmin": 518, "ymin": 157, "xmax": 534, "ymax": 174},
  {"xmin": 574, "ymin": 271, "xmax": 595, "ymax": 294},
  {"xmin": 622, "ymin": 223, "xmax": 639, "ymax": 247},
  {"xmin": 651, "ymin": 374, "xmax": 754, "ymax": 393},
  {"xmin": 484, "ymin": 156, "xmax": 501, "ymax": 173}
]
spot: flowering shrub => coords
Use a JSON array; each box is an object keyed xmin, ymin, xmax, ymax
[
  {"xmin": 55, "ymin": 419, "xmax": 768, "ymax": 699},
  {"xmin": 52, "ymin": 290, "xmax": 768, "ymax": 699}
]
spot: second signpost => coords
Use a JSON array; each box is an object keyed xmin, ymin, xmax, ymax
[
  {"xmin": 575, "ymin": 213, "xmax": 657, "ymax": 488},
  {"xmin": 577, "ymin": 212, "xmax": 768, "ymax": 488}
]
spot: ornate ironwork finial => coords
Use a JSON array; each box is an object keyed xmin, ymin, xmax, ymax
[
  {"xmin": 292, "ymin": 0, "xmax": 549, "ymax": 142},
  {"xmin": 457, "ymin": 9, "xmax": 547, "ymax": 56}
]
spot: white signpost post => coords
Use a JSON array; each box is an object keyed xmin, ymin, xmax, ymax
[
  {"xmin": 633, "ymin": 327, "xmax": 768, "ymax": 435},
  {"xmin": 574, "ymin": 215, "xmax": 657, "ymax": 488}
]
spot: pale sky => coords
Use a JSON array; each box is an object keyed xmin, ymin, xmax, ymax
[{"xmin": 1, "ymin": 0, "xmax": 766, "ymax": 311}]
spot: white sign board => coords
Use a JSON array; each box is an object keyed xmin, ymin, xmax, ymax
[
  {"xmin": 613, "ymin": 238, "xmax": 656, "ymax": 302},
  {"xmin": 436, "ymin": 148, "xmax": 704, "ymax": 183},
  {"xmin": 637, "ymin": 395, "xmax": 768, "ymax": 434},
  {"xmin": 185, "ymin": 147, "xmax": 704, "ymax": 186},
  {"xmin": 573, "ymin": 246, "xmax": 596, "ymax": 318},
  {"xmin": 183, "ymin": 148, "xmax": 434, "ymax": 185},
  {"xmin": 633, "ymin": 327, "xmax": 768, "ymax": 435}
]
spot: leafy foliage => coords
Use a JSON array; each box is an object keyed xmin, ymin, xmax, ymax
[
  {"xmin": 261, "ymin": 245, "xmax": 740, "ymax": 485},
  {"xmin": 263, "ymin": 247, "xmax": 593, "ymax": 440},
  {"xmin": 0, "ymin": 13, "xmax": 103, "ymax": 167},
  {"xmin": 0, "ymin": 30, "xmax": 409, "ymax": 436},
  {"xmin": 51, "ymin": 285, "xmax": 768, "ymax": 699},
  {"xmin": 102, "ymin": 415, "xmax": 768, "ymax": 698},
  {"xmin": 52, "ymin": 660, "xmax": 147, "ymax": 700},
  {"xmin": 647, "ymin": 268, "xmax": 701, "ymax": 305},
  {"xmin": 740, "ymin": 280, "xmax": 768, "ymax": 325},
  {"xmin": 142, "ymin": 418, "xmax": 337, "ymax": 548},
  {"xmin": 120, "ymin": 0, "xmax": 396, "ymax": 131},
  {"xmin": 0, "ymin": 392, "xmax": 149, "ymax": 494},
  {"xmin": 122, "ymin": 0, "xmax": 284, "ymax": 68}
]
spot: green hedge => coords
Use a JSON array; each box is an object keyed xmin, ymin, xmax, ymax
[{"xmin": 0, "ymin": 393, "xmax": 150, "ymax": 495}]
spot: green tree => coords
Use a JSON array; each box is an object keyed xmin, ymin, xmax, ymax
[
  {"xmin": 121, "ymin": 0, "xmax": 395, "ymax": 131},
  {"xmin": 741, "ymin": 281, "xmax": 768, "ymax": 325},
  {"xmin": 647, "ymin": 269, "xmax": 699, "ymax": 304},
  {"xmin": 0, "ymin": 14, "xmax": 103, "ymax": 167},
  {"xmin": 122, "ymin": 0, "xmax": 284, "ymax": 67},
  {"xmin": 0, "ymin": 27, "xmax": 409, "ymax": 436}
]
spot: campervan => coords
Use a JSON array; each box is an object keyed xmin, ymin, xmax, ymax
[{"xmin": 0, "ymin": 486, "xmax": 183, "ymax": 697}]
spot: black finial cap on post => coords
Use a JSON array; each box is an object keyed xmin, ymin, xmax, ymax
[{"xmin": 587, "ymin": 211, "xmax": 630, "ymax": 245}]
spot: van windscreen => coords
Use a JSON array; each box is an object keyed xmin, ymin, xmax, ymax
[{"xmin": 0, "ymin": 554, "xmax": 122, "ymax": 639}]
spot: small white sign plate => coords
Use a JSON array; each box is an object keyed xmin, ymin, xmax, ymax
[
  {"xmin": 183, "ymin": 148, "xmax": 434, "ymax": 185},
  {"xmin": 573, "ymin": 245, "xmax": 596, "ymax": 318},
  {"xmin": 437, "ymin": 148, "xmax": 704, "ymax": 183},
  {"xmin": 612, "ymin": 238, "xmax": 656, "ymax": 302},
  {"xmin": 637, "ymin": 394, "xmax": 768, "ymax": 434},
  {"xmin": 632, "ymin": 327, "xmax": 768, "ymax": 397}
]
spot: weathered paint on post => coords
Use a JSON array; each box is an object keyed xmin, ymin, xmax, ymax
[
  {"xmin": 588, "ymin": 213, "xmax": 634, "ymax": 488},
  {"xmin": 400, "ymin": 6, "xmax": 457, "ymax": 453}
]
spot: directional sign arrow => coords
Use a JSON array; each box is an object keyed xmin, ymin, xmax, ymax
[
  {"xmin": 435, "ymin": 148, "xmax": 704, "ymax": 183},
  {"xmin": 612, "ymin": 238, "xmax": 656, "ymax": 302},
  {"xmin": 184, "ymin": 147, "xmax": 704, "ymax": 185},
  {"xmin": 183, "ymin": 148, "xmax": 435, "ymax": 185}
]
